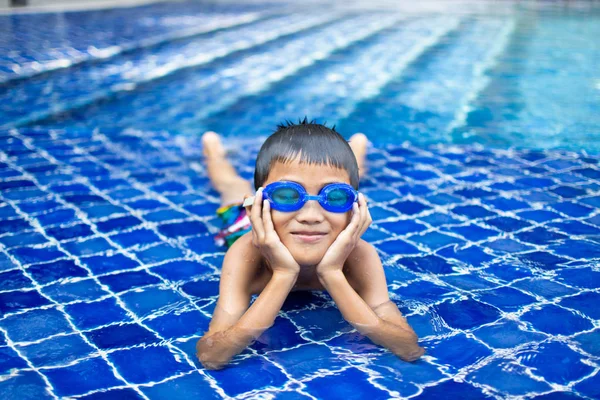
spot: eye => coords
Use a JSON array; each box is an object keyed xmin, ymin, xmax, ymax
[
  {"xmin": 271, "ymin": 187, "xmax": 300, "ymax": 204},
  {"xmin": 326, "ymin": 188, "xmax": 349, "ymax": 206}
]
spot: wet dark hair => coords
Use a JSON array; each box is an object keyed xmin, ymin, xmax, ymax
[{"xmin": 254, "ymin": 117, "xmax": 359, "ymax": 190}]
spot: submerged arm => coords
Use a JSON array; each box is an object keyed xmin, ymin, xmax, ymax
[
  {"xmin": 197, "ymin": 270, "xmax": 297, "ymax": 370},
  {"xmin": 318, "ymin": 241, "xmax": 424, "ymax": 361}
]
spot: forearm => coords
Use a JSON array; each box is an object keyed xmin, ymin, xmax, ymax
[
  {"xmin": 318, "ymin": 270, "xmax": 380, "ymax": 327},
  {"xmin": 318, "ymin": 271, "xmax": 423, "ymax": 361},
  {"xmin": 198, "ymin": 271, "xmax": 297, "ymax": 369}
]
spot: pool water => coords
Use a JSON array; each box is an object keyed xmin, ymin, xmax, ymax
[{"xmin": 1, "ymin": 1, "xmax": 600, "ymax": 399}]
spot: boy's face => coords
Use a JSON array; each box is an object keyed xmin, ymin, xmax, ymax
[{"xmin": 263, "ymin": 157, "xmax": 353, "ymax": 267}]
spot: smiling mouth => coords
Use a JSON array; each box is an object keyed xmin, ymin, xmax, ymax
[{"xmin": 291, "ymin": 232, "xmax": 327, "ymax": 243}]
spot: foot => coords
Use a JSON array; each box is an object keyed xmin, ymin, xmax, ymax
[
  {"xmin": 349, "ymin": 133, "xmax": 368, "ymax": 177},
  {"xmin": 202, "ymin": 131, "xmax": 226, "ymax": 159}
]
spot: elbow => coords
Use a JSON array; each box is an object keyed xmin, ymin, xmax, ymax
[{"xmin": 196, "ymin": 334, "xmax": 231, "ymax": 370}]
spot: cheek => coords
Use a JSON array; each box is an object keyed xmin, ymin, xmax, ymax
[{"xmin": 330, "ymin": 212, "xmax": 352, "ymax": 234}]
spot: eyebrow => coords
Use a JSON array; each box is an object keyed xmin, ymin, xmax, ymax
[{"xmin": 277, "ymin": 178, "xmax": 346, "ymax": 188}]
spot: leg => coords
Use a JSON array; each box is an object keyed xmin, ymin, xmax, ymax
[
  {"xmin": 349, "ymin": 133, "xmax": 368, "ymax": 179},
  {"xmin": 202, "ymin": 132, "xmax": 253, "ymax": 207}
]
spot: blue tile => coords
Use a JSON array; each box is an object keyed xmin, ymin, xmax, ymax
[
  {"xmin": 550, "ymin": 240, "xmax": 600, "ymax": 259},
  {"xmin": 109, "ymin": 345, "xmax": 191, "ymax": 384},
  {"xmin": 0, "ymin": 231, "xmax": 54, "ymax": 249},
  {"xmin": 146, "ymin": 310, "xmax": 209, "ymax": 340},
  {"xmin": 86, "ymin": 323, "xmax": 159, "ymax": 349},
  {"xmin": 513, "ymin": 278, "xmax": 576, "ymax": 299},
  {"xmin": 0, "ymin": 308, "xmax": 72, "ymax": 342},
  {"xmin": 399, "ymin": 281, "xmax": 453, "ymax": 301},
  {"xmin": 109, "ymin": 228, "xmax": 161, "ymax": 248},
  {"xmin": 81, "ymin": 204, "xmax": 127, "ymax": 218},
  {"xmin": 0, "ymin": 269, "xmax": 32, "ymax": 291},
  {"xmin": 144, "ymin": 209, "xmax": 187, "ymax": 222},
  {"xmin": 440, "ymin": 274, "xmax": 497, "ymax": 290},
  {"xmin": 126, "ymin": 198, "xmax": 168, "ymax": 210},
  {"xmin": 81, "ymin": 253, "xmax": 140, "ymax": 274},
  {"xmin": 426, "ymin": 333, "xmax": 492, "ymax": 371},
  {"xmin": 270, "ymin": 343, "xmax": 349, "ymax": 380},
  {"xmin": 573, "ymin": 329, "xmax": 600, "ymax": 356},
  {"xmin": 437, "ymin": 245, "xmax": 494, "ymax": 266},
  {"xmin": 100, "ymin": 270, "xmax": 161, "ymax": 292},
  {"xmin": 0, "ymin": 346, "xmax": 28, "ymax": 374},
  {"xmin": 0, "ymin": 289, "xmax": 50, "ymax": 313},
  {"xmin": 517, "ymin": 251, "xmax": 568, "ymax": 270},
  {"xmin": 66, "ymin": 297, "xmax": 131, "ymax": 330},
  {"xmin": 158, "ymin": 221, "xmax": 208, "ymax": 237},
  {"xmin": 486, "ymin": 196, "xmax": 529, "ymax": 211},
  {"xmin": 27, "ymin": 259, "xmax": 88, "ymax": 283},
  {"xmin": 120, "ymin": 286, "xmax": 186, "ymax": 318},
  {"xmin": 134, "ymin": 243, "xmax": 185, "ymax": 264},
  {"xmin": 556, "ymin": 267, "xmax": 600, "ymax": 289},
  {"xmin": 152, "ymin": 260, "xmax": 208, "ymax": 282},
  {"xmin": 487, "ymin": 240, "xmax": 533, "ymax": 256},
  {"xmin": 559, "ymin": 292, "xmax": 600, "ymax": 319},
  {"xmin": 42, "ymin": 279, "xmax": 108, "ymax": 303},
  {"xmin": 81, "ymin": 388, "xmax": 144, "ymax": 400},
  {"xmin": 468, "ymin": 359, "xmax": 551, "ymax": 396},
  {"xmin": 418, "ymin": 379, "xmax": 489, "ymax": 399},
  {"xmin": 95, "ymin": 216, "xmax": 142, "ymax": 233},
  {"xmin": 377, "ymin": 219, "xmax": 427, "ymax": 235},
  {"xmin": 409, "ymin": 231, "xmax": 464, "ymax": 250},
  {"xmin": 517, "ymin": 210, "xmax": 561, "ymax": 223},
  {"xmin": 436, "ymin": 298, "xmax": 500, "ymax": 330},
  {"xmin": 516, "ymin": 227, "xmax": 568, "ymax": 245},
  {"xmin": 141, "ymin": 372, "xmax": 220, "ymax": 399},
  {"xmin": 45, "ymin": 357, "xmax": 122, "ymax": 397},
  {"xmin": 181, "ymin": 279, "xmax": 219, "ymax": 299},
  {"xmin": 389, "ymin": 200, "xmax": 430, "ymax": 215},
  {"xmin": 477, "ymin": 287, "xmax": 536, "ymax": 311},
  {"xmin": 11, "ymin": 246, "xmax": 67, "ymax": 265},
  {"xmin": 518, "ymin": 342, "xmax": 594, "ymax": 385},
  {"xmin": 549, "ymin": 201, "xmax": 593, "ymax": 217},
  {"xmin": 0, "ymin": 218, "xmax": 32, "ymax": 234},
  {"xmin": 377, "ymin": 238, "xmax": 420, "ymax": 255},
  {"xmin": 422, "ymin": 213, "xmax": 465, "ymax": 228},
  {"xmin": 474, "ymin": 320, "xmax": 546, "ymax": 349},
  {"xmin": 522, "ymin": 305, "xmax": 593, "ymax": 335},
  {"xmin": 447, "ymin": 224, "xmax": 498, "ymax": 241},
  {"xmin": 550, "ymin": 220, "xmax": 600, "ymax": 235},
  {"xmin": 18, "ymin": 333, "xmax": 94, "ymax": 367},
  {"xmin": 399, "ymin": 255, "xmax": 455, "ymax": 274},
  {"xmin": 485, "ymin": 216, "xmax": 531, "ymax": 232},
  {"xmin": 0, "ymin": 370, "xmax": 50, "ymax": 399},
  {"xmin": 303, "ymin": 367, "xmax": 390, "ymax": 400},
  {"xmin": 63, "ymin": 237, "xmax": 114, "ymax": 256},
  {"xmin": 35, "ymin": 208, "xmax": 78, "ymax": 226}
]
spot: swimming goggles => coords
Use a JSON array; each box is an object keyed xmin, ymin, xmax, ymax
[{"xmin": 243, "ymin": 181, "xmax": 358, "ymax": 213}]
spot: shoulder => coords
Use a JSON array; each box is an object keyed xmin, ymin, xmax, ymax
[
  {"xmin": 345, "ymin": 239, "xmax": 380, "ymax": 266},
  {"xmin": 221, "ymin": 232, "xmax": 265, "ymax": 292},
  {"xmin": 344, "ymin": 239, "xmax": 390, "ymax": 308}
]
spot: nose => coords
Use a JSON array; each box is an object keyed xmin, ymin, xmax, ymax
[{"xmin": 295, "ymin": 199, "xmax": 325, "ymax": 224}]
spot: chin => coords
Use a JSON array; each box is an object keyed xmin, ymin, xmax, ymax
[{"xmin": 289, "ymin": 247, "xmax": 327, "ymax": 267}]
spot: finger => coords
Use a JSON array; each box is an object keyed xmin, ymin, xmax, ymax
[
  {"xmin": 357, "ymin": 193, "xmax": 370, "ymax": 236},
  {"xmin": 344, "ymin": 202, "xmax": 361, "ymax": 239},
  {"xmin": 262, "ymin": 199, "xmax": 276, "ymax": 237},
  {"xmin": 249, "ymin": 188, "xmax": 265, "ymax": 241}
]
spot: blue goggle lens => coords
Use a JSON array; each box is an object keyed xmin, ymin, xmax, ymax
[
  {"xmin": 264, "ymin": 181, "xmax": 357, "ymax": 213},
  {"xmin": 271, "ymin": 187, "xmax": 300, "ymax": 205},
  {"xmin": 326, "ymin": 188, "xmax": 350, "ymax": 206}
]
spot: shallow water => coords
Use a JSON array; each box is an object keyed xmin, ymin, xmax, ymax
[{"xmin": 1, "ymin": 1, "xmax": 600, "ymax": 399}]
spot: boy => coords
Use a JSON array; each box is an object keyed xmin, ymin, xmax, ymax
[{"xmin": 196, "ymin": 119, "xmax": 424, "ymax": 370}]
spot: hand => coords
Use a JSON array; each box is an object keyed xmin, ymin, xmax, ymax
[
  {"xmin": 316, "ymin": 193, "xmax": 372, "ymax": 277},
  {"xmin": 245, "ymin": 188, "xmax": 300, "ymax": 277}
]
